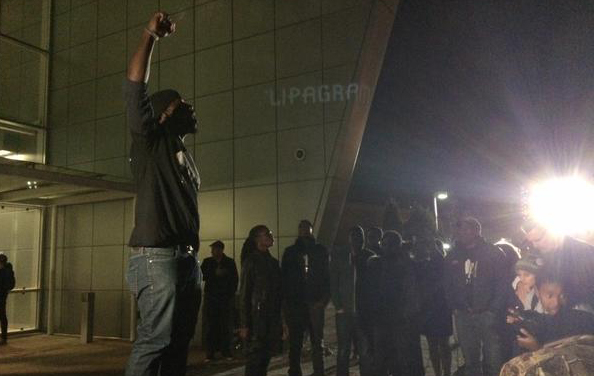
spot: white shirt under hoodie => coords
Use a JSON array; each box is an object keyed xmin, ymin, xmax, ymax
[{"xmin": 512, "ymin": 276, "xmax": 544, "ymax": 313}]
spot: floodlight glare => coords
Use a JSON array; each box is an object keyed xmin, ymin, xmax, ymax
[
  {"xmin": 528, "ymin": 176, "xmax": 594, "ymax": 236},
  {"xmin": 436, "ymin": 192, "xmax": 448, "ymax": 200},
  {"xmin": 443, "ymin": 243, "xmax": 451, "ymax": 250}
]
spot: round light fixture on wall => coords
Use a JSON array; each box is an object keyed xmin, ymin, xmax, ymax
[{"xmin": 294, "ymin": 148, "xmax": 306, "ymax": 161}]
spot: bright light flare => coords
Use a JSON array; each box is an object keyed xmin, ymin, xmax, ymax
[
  {"xmin": 442, "ymin": 243, "xmax": 451, "ymax": 250},
  {"xmin": 528, "ymin": 177, "xmax": 594, "ymax": 236}
]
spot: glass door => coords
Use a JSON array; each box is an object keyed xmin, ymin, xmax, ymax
[{"xmin": 0, "ymin": 205, "xmax": 42, "ymax": 332}]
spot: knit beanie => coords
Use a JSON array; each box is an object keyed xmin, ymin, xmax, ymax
[
  {"xmin": 515, "ymin": 251, "xmax": 544, "ymax": 274},
  {"xmin": 149, "ymin": 89, "xmax": 181, "ymax": 118}
]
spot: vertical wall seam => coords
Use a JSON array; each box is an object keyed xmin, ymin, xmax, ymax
[
  {"xmin": 59, "ymin": 206, "xmax": 65, "ymax": 331},
  {"xmin": 317, "ymin": 0, "xmax": 326, "ymax": 231},
  {"xmin": 192, "ymin": 0, "xmax": 197, "ymax": 164},
  {"xmin": 230, "ymin": 0, "xmax": 237, "ymax": 260},
  {"xmin": 192, "ymin": 0, "xmax": 199, "ymax": 259},
  {"xmin": 273, "ymin": 0, "xmax": 280, "ymax": 259},
  {"xmin": 41, "ymin": 0, "xmax": 52, "ymax": 164},
  {"xmin": 123, "ymin": 0, "xmax": 130, "ymax": 338},
  {"xmin": 89, "ymin": 0, "xmax": 100, "ymax": 294},
  {"xmin": 65, "ymin": 2, "xmax": 72, "ymax": 167}
]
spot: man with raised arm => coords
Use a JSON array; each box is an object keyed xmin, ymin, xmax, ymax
[{"xmin": 124, "ymin": 11, "xmax": 201, "ymax": 376}]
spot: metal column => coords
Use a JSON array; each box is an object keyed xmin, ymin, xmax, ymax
[{"xmin": 47, "ymin": 205, "xmax": 57, "ymax": 335}]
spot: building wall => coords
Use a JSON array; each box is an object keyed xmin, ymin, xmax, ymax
[
  {"xmin": 0, "ymin": 0, "xmax": 49, "ymax": 162},
  {"xmin": 41, "ymin": 200, "xmax": 133, "ymax": 338},
  {"xmin": 0, "ymin": 0, "xmax": 47, "ymax": 126},
  {"xmin": 39, "ymin": 0, "xmax": 396, "ymax": 338}
]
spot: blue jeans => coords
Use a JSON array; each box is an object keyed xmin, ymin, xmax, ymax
[
  {"xmin": 125, "ymin": 247, "xmax": 201, "ymax": 376},
  {"xmin": 455, "ymin": 310, "xmax": 503, "ymax": 376}
]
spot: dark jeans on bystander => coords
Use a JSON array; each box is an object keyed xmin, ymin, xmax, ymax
[
  {"xmin": 455, "ymin": 310, "xmax": 504, "ymax": 376},
  {"xmin": 0, "ymin": 294, "xmax": 7, "ymax": 343},
  {"xmin": 373, "ymin": 320, "xmax": 424, "ymax": 376},
  {"xmin": 335, "ymin": 313, "xmax": 373, "ymax": 376},
  {"xmin": 286, "ymin": 301, "xmax": 326, "ymax": 376},
  {"xmin": 244, "ymin": 312, "xmax": 282, "ymax": 376},
  {"xmin": 205, "ymin": 295, "xmax": 233, "ymax": 358}
]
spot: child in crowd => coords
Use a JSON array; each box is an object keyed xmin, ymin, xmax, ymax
[
  {"xmin": 504, "ymin": 251, "xmax": 544, "ymax": 359},
  {"xmin": 511, "ymin": 252, "xmax": 544, "ymax": 313},
  {"xmin": 515, "ymin": 267, "xmax": 594, "ymax": 351}
]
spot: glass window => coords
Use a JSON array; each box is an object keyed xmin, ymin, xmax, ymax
[
  {"xmin": 0, "ymin": 0, "xmax": 50, "ymax": 164},
  {"xmin": 0, "ymin": 40, "xmax": 48, "ymax": 127},
  {"xmin": 0, "ymin": 127, "xmax": 44, "ymax": 163},
  {"xmin": 7, "ymin": 291, "xmax": 39, "ymax": 332},
  {"xmin": 0, "ymin": 0, "xmax": 49, "ymax": 51}
]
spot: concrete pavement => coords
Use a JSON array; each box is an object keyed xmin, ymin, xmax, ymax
[{"xmin": 0, "ymin": 306, "xmax": 464, "ymax": 375}]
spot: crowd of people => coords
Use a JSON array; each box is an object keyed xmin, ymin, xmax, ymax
[
  {"xmin": 199, "ymin": 213, "xmax": 594, "ymax": 376},
  {"xmin": 227, "ymin": 217, "xmax": 451, "ymax": 376},
  {"xmin": 122, "ymin": 11, "xmax": 594, "ymax": 376}
]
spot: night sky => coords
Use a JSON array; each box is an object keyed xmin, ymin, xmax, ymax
[{"xmin": 350, "ymin": 0, "xmax": 594, "ymax": 208}]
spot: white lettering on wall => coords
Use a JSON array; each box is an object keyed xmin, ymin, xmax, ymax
[{"xmin": 267, "ymin": 83, "xmax": 369, "ymax": 107}]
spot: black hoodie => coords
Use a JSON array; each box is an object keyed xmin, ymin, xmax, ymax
[
  {"xmin": 282, "ymin": 237, "xmax": 330, "ymax": 304},
  {"xmin": 444, "ymin": 238, "xmax": 508, "ymax": 313},
  {"xmin": 0, "ymin": 262, "xmax": 15, "ymax": 297}
]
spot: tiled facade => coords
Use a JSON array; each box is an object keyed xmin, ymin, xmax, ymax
[
  {"xmin": 40, "ymin": 200, "xmax": 134, "ymax": 337},
  {"xmin": 0, "ymin": 0, "xmax": 48, "ymax": 161},
  {"xmin": 0, "ymin": 0, "xmax": 396, "ymax": 339}
]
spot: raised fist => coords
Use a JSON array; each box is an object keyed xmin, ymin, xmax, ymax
[{"xmin": 147, "ymin": 12, "xmax": 176, "ymax": 38}]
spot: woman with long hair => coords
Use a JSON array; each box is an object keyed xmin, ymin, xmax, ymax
[
  {"xmin": 240, "ymin": 225, "xmax": 264, "ymax": 264},
  {"xmin": 238, "ymin": 225, "xmax": 285, "ymax": 376}
]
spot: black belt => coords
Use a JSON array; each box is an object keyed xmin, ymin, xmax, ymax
[{"xmin": 130, "ymin": 245, "xmax": 193, "ymax": 256}]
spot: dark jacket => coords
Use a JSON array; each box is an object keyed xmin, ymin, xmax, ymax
[
  {"xmin": 545, "ymin": 236, "xmax": 594, "ymax": 308},
  {"xmin": 368, "ymin": 253, "xmax": 419, "ymax": 325},
  {"xmin": 239, "ymin": 250, "xmax": 282, "ymax": 335},
  {"xmin": 415, "ymin": 251, "xmax": 448, "ymax": 315},
  {"xmin": 282, "ymin": 237, "xmax": 330, "ymax": 305},
  {"xmin": 444, "ymin": 238, "xmax": 508, "ymax": 313},
  {"xmin": 414, "ymin": 250, "xmax": 453, "ymax": 336},
  {"xmin": 539, "ymin": 309, "xmax": 594, "ymax": 344},
  {"xmin": 0, "ymin": 263, "xmax": 15, "ymax": 299},
  {"xmin": 522, "ymin": 309, "xmax": 594, "ymax": 346},
  {"xmin": 507, "ymin": 284, "xmax": 540, "ymax": 312},
  {"xmin": 201, "ymin": 254, "xmax": 238, "ymax": 299},
  {"xmin": 124, "ymin": 80, "xmax": 200, "ymax": 249},
  {"xmin": 330, "ymin": 246, "xmax": 375, "ymax": 319}
]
